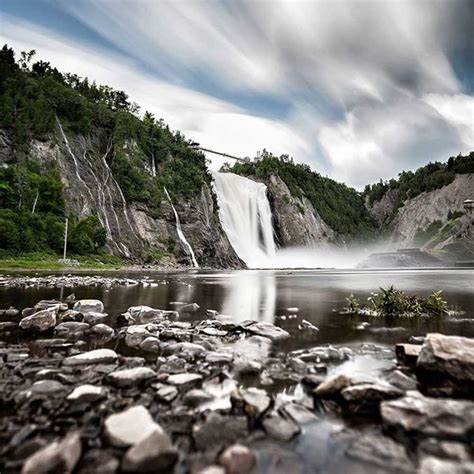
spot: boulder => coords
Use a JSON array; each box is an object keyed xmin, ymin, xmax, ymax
[
  {"xmin": 341, "ymin": 383, "xmax": 403, "ymax": 415},
  {"xmin": 416, "ymin": 333, "xmax": 474, "ymax": 395},
  {"xmin": 63, "ymin": 349, "xmax": 118, "ymax": 366},
  {"xmin": 82, "ymin": 312, "xmax": 108, "ymax": 326},
  {"xmin": 67, "ymin": 384, "xmax": 106, "ymax": 402},
  {"xmin": 395, "ymin": 343, "xmax": 422, "ymax": 366},
  {"xmin": 239, "ymin": 387, "xmax": 271, "ymax": 418},
  {"xmin": 22, "ymin": 431, "xmax": 81, "ymax": 474},
  {"xmin": 104, "ymin": 405, "xmax": 163, "ymax": 448},
  {"xmin": 381, "ymin": 391, "xmax": 474, "ymax": 442},
  {"xmin": 313, "ymin": 374, "xmax": 354, "ymax": 399},
  {"xmin": 218, "ymin": 444, "xmax": 256, "ymax": 474},
  {"xmin": 107, "ymin": 367, "xmax": 156, "ymax": 388},
  {"xmin": 73, "ymin": 299, "xmax": 104, "ymax": 313},
  {"xmin": 243, "ymin": 321, "xmax": 290, "ymax": 341},
  {"xmin": 122, "ymin": 430, "xmax": 178, "ymax": 472},
  {"xmin": 124, "ymin": 306, "xmax": 178, "ymax": 323},
  {"xmin": 54, "ymin": 322, "xmax": 89, "ymax": 337},
  {"xmin": 90, "ymin": 323, "xmax": 115, "ymax": 342},
  {"xmin": 19, "ymin": 307, "xmax": 58, "ymax": 332},
  {"xmin": 262, "ymin": 412, "xmax": 300, "ymax": 441}
]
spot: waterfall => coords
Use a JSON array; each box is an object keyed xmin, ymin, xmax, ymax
[
  {"xmin": 164, "ymin": 188, "xmax": 199, "ymax": 268},
  {"xmin": 212, "ymin": 172, "xmax": 276, "ymax": 268}
]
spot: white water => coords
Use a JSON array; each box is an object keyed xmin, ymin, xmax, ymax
[
  {"xmin": 164, "ymin": 188, "xmax": 199, "ymax": 268},
  {"xmin": 212, "ymin": 172, "xmax": 276, "ymax": 267}
]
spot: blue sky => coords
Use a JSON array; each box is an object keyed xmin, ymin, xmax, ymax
[{"xmin": 1, "ymin": 0, "xmax": 472, "ymax": 187}]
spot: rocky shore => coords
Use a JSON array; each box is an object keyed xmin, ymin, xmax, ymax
[{"xmin": 1, "ymin": 294, "xmax": 473, "ymax": 473}]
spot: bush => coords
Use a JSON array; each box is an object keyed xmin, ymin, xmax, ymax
[{"xmin": 68, "ymin": 216, "xmax": 107, "ymax": 255}]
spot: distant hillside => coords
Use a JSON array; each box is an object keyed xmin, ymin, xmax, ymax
[{"xmin": 227, "ymin": 151, "xmax": 376, "ymax": 240}]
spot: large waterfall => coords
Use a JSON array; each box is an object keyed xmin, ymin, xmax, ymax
[{"xmin": 212, "ymin": 172, "xmax": 276, "ymax": 268}]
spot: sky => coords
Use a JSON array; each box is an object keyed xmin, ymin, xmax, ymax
[{"xmin": 0, "ymin": 0, "xmax": 472, "ymax": 188}]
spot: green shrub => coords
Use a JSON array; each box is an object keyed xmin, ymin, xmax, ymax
[{"xmin": 68, "ymin": 216, "xmax": 106, "ymax": 254}]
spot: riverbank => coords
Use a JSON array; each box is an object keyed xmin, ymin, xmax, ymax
[{"xmin": 1, "ymin": 293, "xmax": 473, "ymax": 473}]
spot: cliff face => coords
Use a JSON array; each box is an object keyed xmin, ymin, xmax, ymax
[
  {"xmin": 366, "ymin": 188, "xmax": 399, "ymax": 227},
  {"xmin": 2, "ymin": 126, "xmax": 241, "ymax": 268},
  {"xmin": 252, "ymin": 175, "xmax": 335, "ymax": 247}
]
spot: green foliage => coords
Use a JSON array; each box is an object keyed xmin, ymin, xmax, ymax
[
  {"xmin": 144, "ymin": 248, "xmax": 171, "ymax": 264},
  {"xmin": 68, "ymin": 216, "xmax": 107, "ymax": 255},
  {"xmin": 364, "ymin": 153, "xmax": 474, "ymax": 218},
  {"xmin": 345, "ymin": 286, "xmax": 450, "ymax": 318},
  {"xmin": 414, "ymin": 220, "xmax": 443, "ymax": 246},
  {"xmin": 229, "ymin": 151, "xmax": 376, "ymax": 238}
]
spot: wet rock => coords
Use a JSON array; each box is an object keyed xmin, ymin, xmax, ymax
[
  {"xmin": 125, "ymin": 306, "xmax": 178, "ymax": 323},
  {"xmin": 205, "ymin": 351, "xmax": 233, "ymax": 365},
  {"xmin": 416, "ymin": 333, "xmax": 474, "ymax": 395},
  {"xmin": 122, "ymin": 429, "xmax": 178, "ymax": 472},
  {"xmin": 418, "ymin": 457, "xmax": 474, "ymax": 474},
  {"xmin": 107, "ymin": 367, "xmax": 156, "ymax": 388},
  {"xmin": 34, "ymin": 300, "xmax": 67, "ymax": 312},
  {"xmin": 153, "ymin": 383, "xmax": 178, "ymax": 403},
  {"xmin": 90, "ymin": 323, "xmax": 115, "ymax": 342},
  {"xmin": 58, "ymin": 310, "xmax": 83, "ymax": 322},
  {"xmin": 104, "ymin": 405, "xmax": 163, "ymax": 448},
  {"xmin": 296, "ymin": 345, "xmax": 351, "ymax": 363},
  {"xmin": 341, "ymin": 383, "xmax": 403, "ymax": 415},
  {"xmin": 139, "ymin": 337, "xmax": 161, "ymax": 353},
  {"xmin": 73, "ymin": 299, "xmax": 104, "ymax": 313},
  {"xmin": 262, "ymin": 412, "xmax": 301, "ymax": 441},
  {"xmin": 162, "ymin": 342, "xmax": 207, "ymax": 359},
  {"xmin": 218, "ymin": 444, "xmax": 256, "ymax": 474},
  {"xmin": 124, "ymin": 325, "xmax": 156, "ymax": 349},
  {"xmin": 22, "ymin": 431, "xmax": 81, "ymax": 474},
  {"xmin": 239, "ymin": 387, "xmax": 271, "ymax": 418},
  {"xmin": 417, "ymin": 438, "xmax": 472, "ymax": 462},
  {"xmin": 67, "ymin": 384, "xmax": 106, "ymax": 402},
  {"xmin": 19, "ymin": 307, "xmax": 58, "ymax": 332},
  {"xmin": 346, "ymin": 433, "xmax": 414, "ymax": 473},
  {"xmin": 63, "ymin": 349, "xmax": 118, "ymax": 366},
  {"xmin": 183, "ymin": 388, "xmax": 214, "ymax": 407},
  {"xmin": 386, "ymin": 370, "xmax": 418, "ymax": 392},
  {"xmin": 233, "ymin": 358, "xmax": 262, "ymax": 375},
  {"xmin": 193, "ymin": 413, "xmax": 248, "ymax": 451},
  {"xmin": 29, "ymin": 380, "xmax": 67, "ymax": 394},
  {"xmin": 301, "ymin": 374, "xmax": 326, "ymax": 389},
  {"xmin": 54, "ymin": 321, "xmax": 89, "ymax": 337},
  {"xmin": 395, "ymin": 343, "xmax": 421, "ymax": 366},
  {"xmin": 82, "ymin": 312, "xmax": 108, "ymax": 326},
  {"xmin": 166, "ymin": 372, "xmax": 203, "ymax": 387},
  {"xmin": 298, "ymin": 319, "xmax": 319, "ymax": 336},
  {"xmin": 313, "ymin": 374, "xmax": 354, "ymax": 398},
  {"xmin": 381, "ymin": 391, "xmax": 474, "ymax": 441},
  {"xmin": 280, "ymin": 402, "xmax": 319, "ymax": 425},
  {"xmin": 243, "ymin": 321, "xmax": 290, "ymax": 341}
]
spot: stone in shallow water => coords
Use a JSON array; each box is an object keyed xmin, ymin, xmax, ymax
[
  {"xmin": 341, "ymin": 383, "xmax": 403, "ymax": 415},
  {"xmin": 166, "ymin": 373, "xmax": 203, "ymax": 387},
  {"xmin": 281, "ymin": 402, "xmax": 319, "ymax": 425},
  {"xmin": 107, "ymin": 367, "xmax": 156, "ymax": 388},
  {"xmin": 67, "ymin": 384, "xmax": 106, "ymax": 402},
  {"xmin": 22, "ymin": 431, "xmax": 81, "ymax": 474},
  {"xmin": 262, "ymin": 412, "xmax": 301, "ymax": 441},
  {"xmin": 125, "ymin": 305, "xmax": 178, "ymax": 323},
  {"xmin": 416, "ymin": 333, "xmax": 474, "ymax": 390},
  {"xmin": 104, "ymin": 405, "xmax": 163, "ymax": 448},
  {"xmin": 243, "ymin": 321, "xmax": 290, "ymax": 341},
  {"xmin": 73, "ymin": 299, "xmax": 104, "ymax": 313},
  {"xmin": 313, "ymin": 374, "xmax": 354, "ymax": 398},
  {"xmin": 122, "ymin": 429, "xmax": 178, "ymax": 473},
  {"xmin": 63, "ymin": 349, "xmax": 118, "ymax": 366},
  {"xmin": 218, "ymin": 444, "xmax": 256, "ymax": 474},
  {"xmin": 19, "ymin": 307, "xmax": 58, "ymax": 332},
  {"xmin": 240, "ymin": 387, "xmax": 271, "ymax": 418},
  {"xmin": 381, "ymin": 391, "xmax": 474, "ymax": 441}
]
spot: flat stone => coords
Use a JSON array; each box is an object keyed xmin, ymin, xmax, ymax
[
  {"xmin": 63, "ymin": 349, "xmax": 118, "ymax": 366},
  {"xmin": 29, "ymin": 380, "xmax": 67, "ymax": 394},
  {"xmin": 243, "ymin": 321, "xmax": 290, "ymax": 341},
  {"xmin": 162, "ymin": 342, "xmax": 207, "ymax": 359},
  {"xmin": 341, "ymin": 383, "xmax": 403, "ymax": 415},
  {"xmin": 107, "ymin": 367, "xmax": 156, "ymax": 388},
  {"xmin": 262, "ymin": 412, "xmax": 300, "ymax": 441},
  {"xmin": 54, "ymin": 322, "xmax": 89, "ymax": 337},
  {"xmin": 381, "ymin": 391, "xmax": 474, "ymax": 441},
  {"xmin": 104, "ymin": 405, "xmax": 163, "ymax": 448},
  {"xmin": 122, "ymin": 429, "xmax": 178, "ymax": 472},
  {"xmin": 67, "ymin": 384, "xmax": 106, "ymax": 402},
  {"xmin": 386, "ymin": 370, "xmax": 418, "ymax": 392},
  {"xmin": 218, "ymin": 444, "xmax": 256, "ymax": 474},
  {"xmin": 280, "ymin": 403, "xmax": 319, "ymax": 425},
  {"xmin": 153, "ymin": 383, "xmax": 178, "ymax": 403},
  {"xmin": 313, "ymin": 374, "xmax": 354, "ymax": 398},
  {"xmin": 166, "ymin": 373, "xmax": 203, "ymax": 387},
  {"xmin": 22, "ymin": 431, "xmax": 81, "ymax": 474},
  {"xmin": 73, "ymin": 299, "xmax": 104, "ymax": 313},
  {"xmin": 205, "ymin": 351, "xmax": 233, "ymax": 364},
  {"xmin": 240, "ymin": 387, "xmax": 271, "ymax": 418},
  {"xmin": 395, "ymin": 343, "xmax": 421, "ymax": 366},
  {"xmin": 301, "ymin": 374, "xmax": 326, "ymax": 389},
  {"xmin": 19, "ymin": 307, "xmax": 58, "ymax": 331},
  {"xmin": 34, "ymin": 300, "xmax": 66, "ymax": 312}
]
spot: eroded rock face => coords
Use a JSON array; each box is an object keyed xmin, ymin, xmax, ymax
[
  {"xmin": 416, "ymin": 333, "xmax": 474, "ymax": 396},
  {"xmin": 381, "ymin": 391, "xmax": 474, "ymax": 442}
]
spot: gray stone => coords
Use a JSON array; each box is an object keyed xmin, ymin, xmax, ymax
[
  {"xmin": 244, "ymin": 321, "xmax": 290, "ymax": 341},
  {"xmin": 82, "ymin": 312, "xmax": 108, "ymax": 326},
  {"xmin": 58, "ymin": 310, "xmax": 83, "ymax": 322},
  {"xmin": 104, "ymin": 405, "xmax": 163, "ymax": 448},
  {"xmin": 418, "ymin": 457, "xmax": 474, "ymax": 474},
  {"xmin": 313, "ymin": 374, "xmax": 354, "ymax": 398},
  {"xmin": 280, "ymin": 403, "xmax": 319, "ymax": 425},
  {"xmin": 395, "ymin": 343, "xmax": 422, "ymax": 366},
  {"xmin": 166, "ymin": 372, "xmax": 203, "ymax": 387},
  {"xmin": 54, "ymin": 322, "xmax": 89, "ymax": 337},
  {"xmin": 107, "ymin": 367, "xmax": 156, "ymax": 388},
  {"xmin": 125, "ymin": 306, "xmax": 178, "ymax": 323},
  {"xmin": 22, "ymin": 431, "xmax": 81, "ymax": 474},
  {"xmin": 218, "ymin": 444, "xmax": 256, "ymax": 474},
  {"xmin": 139, "ymin": 336, "xmax": 161, "ymax": 353},
  {"xmin": 125, "ymin": 325, "xmax": 155, "ymax": 349},
  {"xmin": 205, "ymin": 351, "xmax": 233, "ymax": 364},
  {"xmin": 341, "ymin": 383, "xmax": 403, "ymax": 415},
  {"xmin": 387, "ymin": 370, "xmax": 418, "ymax": 392},
  {"xmin": 122, "ymin": 429, "xmax": 178, "ymax": 472},
  {"xmin": 240, "ymin": 387, "xmax": 271, "ymax": 418},
  {"xmin": 19, "ymin": 307, "xmax": 58, "ymax": 331},
  {"xmin": 153, "ymin": 383, "xmax": 178, "ymax": 403},
  {"xmin": 73, "ymin": 299, "xmax": 104, "ymax": 313},
  {"xmin": 183, "ymin": 388, "xmax": 214, "ymax": 407},
  {"xmin": 63, "ymin": 349, "xmax": 118, "ymax": 366},
  {"xmin": 34, "ymin": 300, "xmax": 67, "ymax": 312},
  {"xmin": 262, "ymin": 412, "xmax": 300, "ymax": 441},
  {"xmin": 90, "ymin": 323, "xmax": 115, "ymax": 342},
  {"xmin": 29, "ymin": 380, "xmax": 66, "ymax": 394},
  {"xmin": 381, "ymin": 391, "xmax": 474, "ymax": 441},
  {"xmin": 298, "ymin": 319, "xmax": 319, "ymax": 336},
  {"xmin": 417, "ymin": 438, "xmax": 471, "ymax": 462},
  {"xmin": 67, "ymin": 384, "xmax": 106, "ymax": 402},
  {"xmin": 162, "ymin": 342, "xmax": 207, "ymax": 359}
]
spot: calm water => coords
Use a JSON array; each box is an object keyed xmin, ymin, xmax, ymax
[{"xmin": 1, "ymin": 268, "xmax": 473, "ymax": 349}]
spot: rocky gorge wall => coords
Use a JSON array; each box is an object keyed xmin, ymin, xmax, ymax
[{"xmin": 0, "ymin": 126, "xmax": 241, "ymax": 268}]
